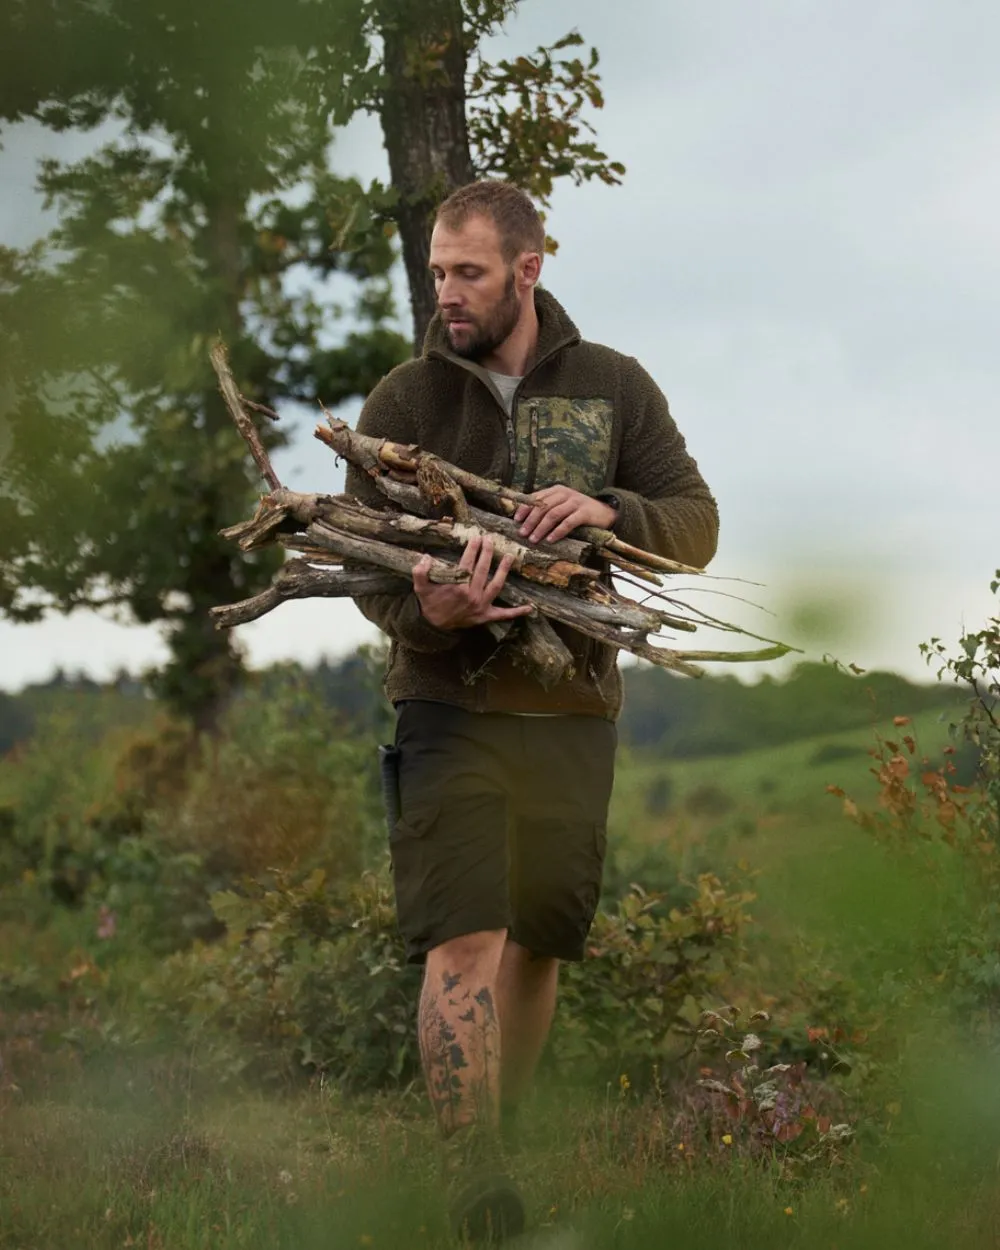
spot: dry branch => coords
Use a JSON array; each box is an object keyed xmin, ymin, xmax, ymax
[{"xmin": 209, "ymin": 561, "xmax": 409, "ymax": 628}]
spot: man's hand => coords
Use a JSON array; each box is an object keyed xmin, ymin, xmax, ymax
[
  {"xmin": 514, "ymin": 486, "xmax": 618, "ymax": 545},
  {"xmin": 412, "ymin": 534, "xmax": 534, "ymax": 630}
]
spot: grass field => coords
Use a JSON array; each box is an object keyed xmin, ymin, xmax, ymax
[
  {"xmin": 4, "ymin": 699, "xmax": 998, "ymax": 1249},
  {"xmin": 5, "ymin": 1049, "xmax": 1000, "ymax": 1249}
]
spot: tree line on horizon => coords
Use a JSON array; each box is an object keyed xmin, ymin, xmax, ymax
[{"xmin": 0, "ymin": 657, "xmax": 960, "ymax": 763}]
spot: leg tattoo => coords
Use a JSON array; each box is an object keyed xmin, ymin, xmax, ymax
[{"xmin": 418, "ymin": 971, "xmax": 501, "ymax": 1137}]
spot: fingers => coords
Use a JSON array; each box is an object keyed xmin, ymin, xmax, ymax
[
  {"xmin": 524, "ymin": 499, "xmax": 578, "ymax": 544},
  {"xmin": 483, "ymin": 603, "xmax": 534, "ymax": 622},
  {"xmin": 484, "ymin": 551, "xmax": 515, "ymax": 602},
  {"xmin": 515, "ymin": 487, "xmax": 558, "ymax": 527},
  {"xmin": 518, "ymin": 505, "xmax": 547, "ymax": 539},
  {"xmin": 518, "ymin": 486, "xmax": 577, "ymax": 543},
  {"xmin": 413, "ymin": 538, "xmax": 535, "ymax": 629},
  {"xmin": 412, "ymin": 553, "xmax": 432, "ymax": 595},
  {"xmin": 517, "ymin": 487, "xmax": 556, "ymax": 536},
  {"xmin": 458, "ymin": 534, "xmax": 481, "ymax": 572},
  {"xmin": 469, "ymin": 534, "xmax": 494, "ymax": 598},
  {"xmin": 544, "ymin": 508, "xmax": 588, "ymax": 544}
]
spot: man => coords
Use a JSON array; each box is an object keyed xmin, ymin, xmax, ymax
[{"xmin": 346, "ymin": 180, "xmax": 718, "ymax": 1241}]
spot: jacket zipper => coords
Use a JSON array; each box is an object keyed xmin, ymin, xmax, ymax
[
  {"xmin": 505, "ymin": 411, "xmax": 517, "ymax": 471},
  {"xmin": 524, "ymin": 403, "xmax": 539, "ymax": 493}
]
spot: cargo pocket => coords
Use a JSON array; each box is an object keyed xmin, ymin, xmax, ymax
[
  {"xmin": 390, "ymin": 800, "xmax": 438, "ymax": 846},
  {"xmin": 388, "ymin": 801, "xmax": 439, "ymax": 948}
]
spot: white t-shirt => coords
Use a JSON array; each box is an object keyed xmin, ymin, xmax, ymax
[{"xmin": 487, "ymin": 370, "xmax": 522, "ymax": 415}]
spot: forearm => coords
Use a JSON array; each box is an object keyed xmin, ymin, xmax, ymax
[
  {"xmin": 354, "ymin": 589, "xmax": 463, "ymax": 653},
  {"xmin": 609, "ymin": 358, "xmax": 720, "ymax": 569}
]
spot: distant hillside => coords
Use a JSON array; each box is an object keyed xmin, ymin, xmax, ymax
[
  {"xmin": 0, "ymin": 655, "xmax": 960, "ymax": 761},
  {"xmin": 618, "ymin": 661, "xmax": 959, "ymax": 756}
]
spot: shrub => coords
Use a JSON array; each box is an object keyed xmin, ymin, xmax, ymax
[
  {"xmin": 692, "ymin": 1007, "xmax": 855, "ymax": 1174},
  {"xmin": 155, "ymin": 673, "xmax": 384, "ymax": 882},
  {"xmin": 830, "ymin": 571, "xmax": 1000, "ymax": 1020},
  {"xmin": 552, "ymin": 876, "xmax": 753, "ymax": 1082},
  {"xmin": 0, "ymin": 671, "xmax": 387, "ymax": 955},
  {"xmin": 143, "ymin": 868, "xmax": 420, "ymax": 1089},
  {"xmin": 141, "ymin": 872, "xmax": 753, "ymax": 1091}
]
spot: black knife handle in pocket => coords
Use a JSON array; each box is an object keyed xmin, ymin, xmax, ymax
[{"xmin": 377, "ymin": 744, "xmax": 402, "ymax": 836}]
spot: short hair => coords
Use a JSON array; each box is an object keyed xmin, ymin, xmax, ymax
[{"xmin": 435, "ymin": 180, "xmax": 546, "ymax": 263}]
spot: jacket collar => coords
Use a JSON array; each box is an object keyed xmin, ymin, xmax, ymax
[{"xmin": 423, "ymin": 287, "xmax": 581, "ymax": 381}]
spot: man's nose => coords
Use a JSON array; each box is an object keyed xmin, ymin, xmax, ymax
[{"xmin": 437, "ymin": 275, "xmax": 463, "ymax": 307}]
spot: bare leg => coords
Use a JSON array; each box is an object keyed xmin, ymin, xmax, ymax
[
  {"xmin": 496, "ymin": 939, "xmax": 559, "ymax": 1110},
  {"xmin": 420, "ymin": 929, "xmax": 508, "ymax": 1137}
]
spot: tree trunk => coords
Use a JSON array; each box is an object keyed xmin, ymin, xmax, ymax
[
  {"xmin": 378, "ymin": 0, "xmax": 476, "ymax": 351},
  {"xmin": 161, "ymin": 188, "xmax": 260, "ymax": 734}
]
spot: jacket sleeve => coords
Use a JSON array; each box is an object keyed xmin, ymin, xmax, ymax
[
  {"xmin": 603, "ymin": 358, "xmax": 719, "ymax": 568},
  {"xmin": 344, "ymin": 377, "xmax": 462, "ymax": 653}
]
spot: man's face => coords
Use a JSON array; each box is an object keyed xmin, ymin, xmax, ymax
[{"xmin": 429, "ymin": 214, "xmax": 528, "ymax": 361}]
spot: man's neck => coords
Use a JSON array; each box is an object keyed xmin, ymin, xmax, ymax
[{"xmin": 479, "ymin": 297, "xmax": 539, "ymax": 377}]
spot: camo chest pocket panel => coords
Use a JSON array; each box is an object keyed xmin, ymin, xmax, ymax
[{"xmin": 528, "ymin": 397, "xmax": 614, "ymax": 495}]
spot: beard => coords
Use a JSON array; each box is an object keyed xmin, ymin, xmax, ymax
[{"xmin": 444, "ymin": 269, "xmax": 520, "ymax": 361}]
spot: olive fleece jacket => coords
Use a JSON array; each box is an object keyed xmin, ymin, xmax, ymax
[{"xmin": 345, "ymin": 288, "xmax": 719, "ymax": 719}]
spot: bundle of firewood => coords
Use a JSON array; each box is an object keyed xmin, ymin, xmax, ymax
[{"xmin": 209, "ymin": 344, "xmax": 792, "ymax": 686}]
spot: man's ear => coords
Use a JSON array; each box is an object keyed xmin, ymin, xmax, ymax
[{"xmin": 519, "ymin": 251, "xmax": 542, "ymax": 289}]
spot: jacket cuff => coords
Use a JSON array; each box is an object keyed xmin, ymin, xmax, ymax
[
  {"xmin": 397, "ymin": 594, "xmax": 464, "ymax": 653},
  {"xmin": 598, "ymin": 488, "xmax": 642, "ymax": 547}
]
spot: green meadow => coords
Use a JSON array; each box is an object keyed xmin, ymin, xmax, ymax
[{"xmin": 2, "ymin": 661, "xmax": 999, "ymax": 1249}]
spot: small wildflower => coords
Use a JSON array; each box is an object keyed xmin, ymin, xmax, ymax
[
  {"xmin": 721, "ymin": 1134, "xmax": 733, "ymax": 1146},
  {"xmin": 278, "ymin": 1170, "xmax": 293, "ymax": 1185},
  {"xmin": 548, "ymin": 1206, "xmax": 558, "ymax": 1217},
  {"xmin": 835, "ymin": 1197, "xmax": 850, "ymax": 1215},
  {"xmin": 784, "ymin": 1206, "xmax": 794, "ymax": 1216},
  {"xmin": 621, "ymin": 1207, "xmax": 635, "ymax": 1222},
  {"xmin": 619, "ymin": 1073, "xmax": 630, "ymax": 1092},
  {"xmin": 676, "ymin": 1142, "xmax": 686, "ymax": 1152},
  {"xmin": 859, "ymin": 1183, "xmax": 869, "ymax": 1194},
  {"xmin": 96, "ymin": 905, "xmax": 117, "ymax": 940}
]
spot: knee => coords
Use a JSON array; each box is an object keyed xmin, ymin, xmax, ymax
[
  {"xmin": 427, "ymin": 928, "xmax": 507, "ymax": 981},
  {"xmin": 505, "ymin": 941, "xmax": 559, "ymax": 984}
]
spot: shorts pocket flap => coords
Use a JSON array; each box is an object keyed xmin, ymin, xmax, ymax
[{"xmin": 392, "ymin": 801, "xmax": 439, "ymax": 841}]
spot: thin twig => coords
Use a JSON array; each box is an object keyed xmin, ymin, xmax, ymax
[
  {"xmin": 210, "ymin": 340, "xmax": 282, "ymax": 491},
  {"xmin": 242, "ymin": 397, "xmax": 281, "ymax": 422}
]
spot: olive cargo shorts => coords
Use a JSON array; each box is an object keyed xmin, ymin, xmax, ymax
[{"xmin": 391, "ymin": 700, "xmax": 617, "ymax": 964}]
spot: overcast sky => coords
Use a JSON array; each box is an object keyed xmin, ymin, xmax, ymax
[{"xmin": 1, "ymin": 0, "xmax": 998, "ymax": 690}]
